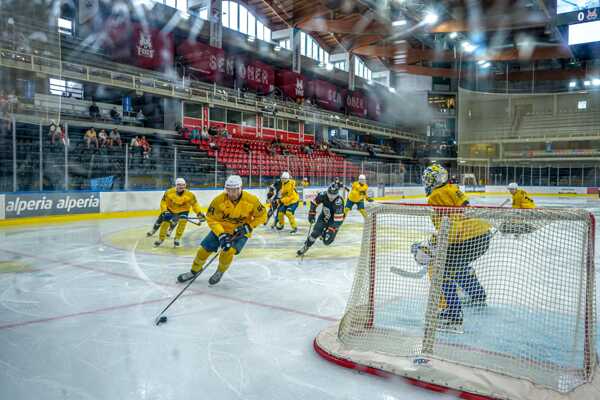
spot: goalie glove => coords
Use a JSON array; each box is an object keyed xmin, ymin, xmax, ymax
[{"xmin": 410, "ymin": 239, "xmax": 434, "ymax": 266}]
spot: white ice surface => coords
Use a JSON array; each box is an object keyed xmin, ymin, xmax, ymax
[{"xmin": 0, "ymin": 195, "xmax": 599, "ymax": 400}]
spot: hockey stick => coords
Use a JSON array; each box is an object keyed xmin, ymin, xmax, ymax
[
  {"xmin": 154, "ymin": 233, "xmax": 241, "ymax": 325},
  {"xmin": 389, "ymin": 265, "xmax": 428, "ymax": 279},
  {"xmin": 498, "ymin": 199, "xmax": 510, "ymax": 208},
  {"xmin": 181, "ymin": 215, "xmax": 206, "ymax": 226},
  {"xmin": 298, "ymin": 222, "xmax": 314, "ymax": 262},
  {"xmin": 154, "ymin": 251, "xmax": 220, "ymax": 325}
]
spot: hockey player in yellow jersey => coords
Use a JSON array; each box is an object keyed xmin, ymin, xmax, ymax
[
  {"xmin": 422, "ymin": 164, "xmax": 491, "ymax": 332},
  {"xmin": 344, "ymin": 174, "xmax": 373, "ymax": 219},
  {"xmin": 508, "ymin": 182, "xmax": 536, "ymax": 209},
  {"xmin": 150, "ymin": 178, "xmax": 204, "ymax": 248},
  {"xmin": 276, "ymin": 171, "xmax": 300, "ymax": 234},
  {"xmin": 177, "ymin": 175, "xmax": 267, "ymax": 285}
]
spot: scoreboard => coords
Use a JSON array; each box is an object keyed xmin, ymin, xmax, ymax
[
  {"xmin": 556, "ymin": 1, "xmax": 600, "ymax": 49},
  {"xmin": 556, "ymin": 1, "xmax": 600, "ymax": 25}
]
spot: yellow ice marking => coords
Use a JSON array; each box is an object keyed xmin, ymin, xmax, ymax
[{"xmin": 0, "ymin": 261, "xmax": 31, "ymax": 273}]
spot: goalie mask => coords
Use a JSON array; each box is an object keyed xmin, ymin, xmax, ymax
[
  {"xmin": 422, "ymin": 164, "xmax": 448, "ymax": 193},
  {"xmin": 410, "ymin": 239, "xmax": 434, "ymax": 266}
]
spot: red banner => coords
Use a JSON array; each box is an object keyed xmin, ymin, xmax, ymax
[
  {"xmin": 102, "ymin": 23, "xmax": 173, "ymax": 71},
  {"xmin": 276, "ymin": 71, "xmax": 305, "ymax": 101},
  {"xmin": 177, "ymin": 41, "xmax": 233, "ymax": 83},
  {"xmin": 130, "ymin": 24, "xmax": 173, "ymax": 70},
  {"xmin": 344, "ymin": 90, "xmax": 367, "ymax": 118},
  {"xmin": 238, "ymin": 59, "xmax": 274, "ymax": 94},
  {"xmin": 307, "ymin": 80, "xmax": 343, "ymax": 112}
]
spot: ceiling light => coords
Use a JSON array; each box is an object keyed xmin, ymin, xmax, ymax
[
  {"xmin": 274, "ymin": 45, "xmax": 281, "ymax": 52},
  {"xmin": 482, "ymin": 62, "xmax": 491, "ymax": 68},
  {"xmin": 569, "ymin": 81, "xmax": 577, "ymax": 88},
  {"xmin": 593, "ymin": 78, "xmax": 600, "ymax": 86},
  {"xmin": 461, "ymin": 41, "xmax": 477, "ymax": 53},
  {"xmin": 326, "ymin": 63, "xmax": 333, "ymax": 71},
  {"xmin": 367, "ymin": 80, "xmax": 373, "ymax": 85},
  {"xmin": 584, "ymin": 80, "xmax": 591, "ymax": 86},
  {"xmin": 247, "ymin": 36, "xmax": 255, "ymax": 42},
  {"xmin": 424, "ymin": 13, "xmax": 439, "ymax": 25},
  {"xmin": 392, "ymin": 20, "xmax": 407, "ymax": 27},
  {"xmin": 449, "ymin": 32, "xmax": 458, "ymax": 39},
  {"xmin": 389, "ymin": 87, "xmax": 396, "ymax": 93},
  {"xmin": 477, "ymin": 60, "xmax": 486, "ymax": 65}
]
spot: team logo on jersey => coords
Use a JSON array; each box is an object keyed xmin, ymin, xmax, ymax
[{"xmin": 136, "ymin": 33, "xmax": 155, "ymax": 59}]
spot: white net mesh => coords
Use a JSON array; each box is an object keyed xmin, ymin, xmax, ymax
[{"xmin": 334, "ymin": 204, "xmax": 596, "ymax": 394}]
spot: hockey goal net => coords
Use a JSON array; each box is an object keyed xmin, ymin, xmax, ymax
[{"xmin": 315, "ymin": 203, "xmax": 599, "ymax": 400}]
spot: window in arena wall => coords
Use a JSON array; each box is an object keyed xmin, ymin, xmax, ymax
[
  {"xmin": 304, "ymin": 122, "xmax": 315, "ymax": 135},
  {"xmin": 209, "ymin": 107, "xmax": 226, "ymax": 122},
  {"xmin": 287, "ymin": 120, "xmax": 299, "ymax": 133},
  {"xmin": 227, "ymin": 109, "xmax": 242, "ymax": 124},
  {"xmin": 242, "ymin": 112, "xmax": 256, "ymax": 127},
  {"xmin": 262, "ymin": 116, "xmax": 275, "ymax": 128},
  {"xmin": 184, "ymin": 102, "xmax": 202, "ymax": 118},
  {"xmin": 221, "ymin": 1, "xmax": 271, "ymax": 42},
  {"xmin": 276, "ymin": 118, "xmax": 287, "ymax": 131}
]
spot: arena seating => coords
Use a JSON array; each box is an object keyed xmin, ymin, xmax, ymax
[{"xmin": 199, "ymin": 137, "xmax": 361, "ymax": 178}]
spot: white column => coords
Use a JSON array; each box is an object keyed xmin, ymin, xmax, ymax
[{"xmin": 209, "ymin": 0, "xmax": 222, "ymax": 48}]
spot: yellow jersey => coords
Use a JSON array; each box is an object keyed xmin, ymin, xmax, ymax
[
  {"xmin": 511, "ymin": 189, "xmax": 535, "ymax": 209},
  {"xmin": 160, "ymin": 188, "xmax": 202, "ymax": 215},
  {"xmin": 206, "ymin": 191, "xmax": 267, "ymax": 237},
  {"xmin": 280, "ymin": 180, "xmax": 300, "ymax": 206},
  {"xmin": 348, "ymin": 181, "xmax": 369, "ymax": 203},
  {"xmin": 428, "ymin": 183, "xmax": 491, "ymax": 243}
]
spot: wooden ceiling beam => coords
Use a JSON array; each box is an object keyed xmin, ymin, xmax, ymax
[
  {"xmin": 431, "ymin": 12, "xmax": 549, "ymax": 33},
  {"xmin": 297, "ymin": 14, "xmax": 389, "ymax": 35}
]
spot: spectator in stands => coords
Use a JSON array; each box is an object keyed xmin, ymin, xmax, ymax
[
  {"xmin": 84, "ymin": 127, "xmax": 99, "ymax": 149},
  {"xmin": 89, "ymin": 101, "xmax": 100, "ymax": 120},
  {"xmin": 136, "ymin": 109, "xmax": 145, "ymax": 125},
  {"xmin": 50, "ymin": 121, "xmax": 62, "ymax": 145},
  {"xmin": 303, "ymin": 145, "xmax": 313, "ymax": 155},
  {"xmin": 109, "ymin": 128, "xmax": 122, "ymax": 147},
  {"xmin": 130, "ymin": 135, "xmax": 142, "ymax": 157},
  {"xmin": 367, "ymin": 145, "xmax": 376, "ymax": 158},
  {"xmin": 243, "ymin": 142, "xmax": 251, "ymax": 154},
  {"xmin": 209, "ymin": 141, "xmax": 219, "ymax": 151},
  {"xmin": 200, "ymin": 126, "xmax": 209, "ymax": 142},
  {"xmin": 208, "ymin": 126, "xmax": 218, "ymax": 137},
  {"xmin": 110, "ymin": 106, "xmax": 122, "ymax": 124},
  {"xmin": 58, "ymin": 124, "xmax": 69, "ymax": 147},
  {"xmin": 98, "ymin": 129, "xmax": 108, "ymax": 147},
  {"xmin": 190, "ymin": 128, "xmax": 200, "ymax": 143},
  {"xmin": 220, "ymin": 128, "xmax": 231, "ymax": 139},
  {"xmin": 140, "ymin": 136, "xmax": 151, "ymax": 159}
]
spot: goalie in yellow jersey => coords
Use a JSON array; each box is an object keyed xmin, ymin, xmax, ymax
[
  {"xmin": 344, "ymin": 174, "xmax": 373, "ymax": 219},
  {"xmin": 149, "ymin": 178, "xmax": 205, "ymax": 248},
  {"xmin": 177, "ymin": 175, "xmax": 267, "ymax": 285},
  {"xmin": 276, "ymin": 171, "xmax": 300, "ymax": 234},
  {"xmin": 499, "ymin": 182, "xmax": 538, "ymax": 235},
  {"xmin": 422, "ymin": 164, "xmax": 491, "ymax": 332}
]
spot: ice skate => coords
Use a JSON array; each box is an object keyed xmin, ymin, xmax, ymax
[{"xmin": 209, "ymin": 270, "xmax": 224, "ymax": 285}]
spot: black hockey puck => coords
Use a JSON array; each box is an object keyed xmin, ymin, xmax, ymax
[{"xmin": 155, "ymin": 315, "xmax": 168, "ymax": 325}]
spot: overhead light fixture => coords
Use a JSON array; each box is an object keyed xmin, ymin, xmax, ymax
[
  {"xmin": 389, "ymin": 87, "xmax": 396, "ymax": 93},
  {"xmin": 180, "ymin": 12, "xmax": 190, "ymax": 20},
  {"xmin": 477, "ymin": 60, "xmax": 486, "ymax": 65},
  {"xmin": 423, "ymin": 12, "xmax": 439, "ymax": 25},
  {"xmin": 247, "ymin": 36, "xmax": 255, "ymax": 42},
  {"xmin": 392, "ymin": 19, "xmax": 407, "ymax": 27},
  {"xmin": 326, "ymin": 63, "xmax": 333, "ymax": 71},
  {"xmin": 461, "ymin": 41, "xmax": 477, "ymax": 53},
  {"xmin": 367, "ymin": 80, "xmax": 373, "ymax": 85},
  {"xmin": 593, "ymin": 78, "xmax": 600, "ymax": 86},
  {"xmin": 482, "ymin": 62, "xmax": 491, "ymax": 68},
  {"xmin": 449, "ymin": 32, "xmax": 458, "ymax": 39},
  {"xmin": 274, "ymin": 45, "xmax": 281, "ymax": 52},
  {"xmin": 584, "ymin": 80, "xmax": 591, "ymax": 86},
  {"xmin": 569, "ymin": 81, "xmax": 577, "ymax": 88}
]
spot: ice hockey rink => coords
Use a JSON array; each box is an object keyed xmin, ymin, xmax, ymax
[{"xmin": 0, "ymin": 195, "xmax": 598, "ymax": 400}]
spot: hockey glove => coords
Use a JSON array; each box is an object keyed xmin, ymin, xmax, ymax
[
  {"xmin": 161, "ymin": 211, "xmax": 173, "ymax": 221},
  {"xmin": 308, "ymin": 210, "xmax": 316, "ymax": 224},
  {"xmin": 322, "ymin": 226, "xmax": 338, "ymax": 245},
  {"xmin": 234, "ymin": 223, "xmax": 252, "ymax": 237},
  {"xmin": 367, "ymin": 198, "xmax": 374, "ymax": 203},
  {"xmin": 218, "ymin": 233, "xmax": 233, "ymax": 251}
]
